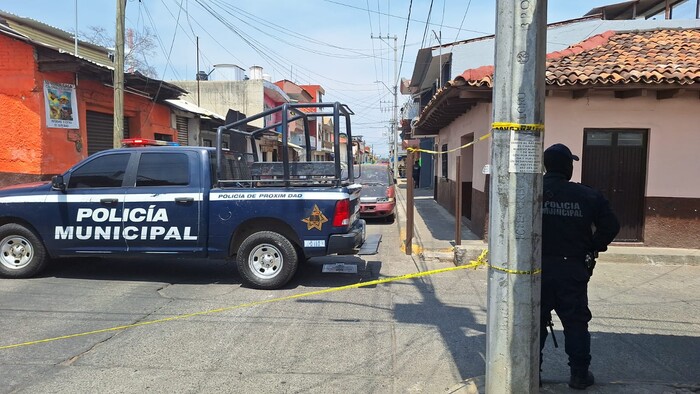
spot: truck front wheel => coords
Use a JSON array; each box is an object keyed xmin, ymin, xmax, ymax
[
  {"xmin": 0, "ymin": 223, "xmax": 48, "ymax": 278},
  {"xmin": 236, "ymin": 231, "xmax": 298, "ymax": 289}
]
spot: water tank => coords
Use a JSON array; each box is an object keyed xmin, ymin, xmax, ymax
[
  {"xmin": 249, "ymin": 65, "xmax": 263, "ymax": 80},
  {"xmin": 210, "ymin": 64, "xmax": 245, "ymax": 81}
]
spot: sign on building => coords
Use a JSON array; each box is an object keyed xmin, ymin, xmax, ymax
[{"xmin": 44, "ymin": 81, "xmax": 79, "ymax": 129}]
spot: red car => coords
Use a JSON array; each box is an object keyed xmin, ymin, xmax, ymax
[{"xmin": 357, "ymin": 164, "xmax": 396, "ymax": 222}]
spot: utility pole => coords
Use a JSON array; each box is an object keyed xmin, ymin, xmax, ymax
[
  {"xmin": 196, "ymin": 36, "xmax": 201, "ymax": 106},
  {"xmin": 74, "ymin": 0, "xmax": 78, "ymax": 57},
  {"xmin": 113, "ymin": 0, "xmax": 126, "ymax": 148},
  {"xmin": 432, "ymin": 30, "xmax": 442, "ymax": 87},
  {"xmin": 486, "ymin": 0, "xmax": 547, "ymax": 393},
  {"xmin": 371, "ymin": 35, "xmax": 398, "ymax": 177}
]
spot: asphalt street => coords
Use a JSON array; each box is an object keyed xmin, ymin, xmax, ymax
[{"xmin": 1, "ymin": 216, "xmax": 699, "ymax": 393}]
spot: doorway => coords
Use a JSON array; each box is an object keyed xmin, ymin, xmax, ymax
[{"xmin": 581, "ymin": 129, "xmax": 648, "ymax": 241}]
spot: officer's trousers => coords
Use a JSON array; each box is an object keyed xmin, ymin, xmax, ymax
[{"xmin": 540, "ymin": 256, "xmax": 593, "ymax": 371}]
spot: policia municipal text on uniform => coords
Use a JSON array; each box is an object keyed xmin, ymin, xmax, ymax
[{"xmin": 540, "ymin": 143, "xmax": 620, "ymax": 390}]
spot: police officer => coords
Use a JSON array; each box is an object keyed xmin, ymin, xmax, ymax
[{"xmin": 540, "ymin": 143, "xmax": 620, "ymax": 390}]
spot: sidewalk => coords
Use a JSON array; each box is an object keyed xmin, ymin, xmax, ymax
[
  {"xmin": 394, "ymin": 179, "xmax": 700, "ymax": 266},
  {"xmin": 393, "ymin": 179, "xmax": 700, "ymax": 393}
]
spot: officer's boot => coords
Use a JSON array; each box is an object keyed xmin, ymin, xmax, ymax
[{"xmin": 568, "ymin": 368, "xmax": 594, "ymax": 390}]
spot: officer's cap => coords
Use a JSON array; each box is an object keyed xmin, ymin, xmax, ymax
[{"xmin": 544, "ymin": 143, "xmax": 579, "ymax": 161}]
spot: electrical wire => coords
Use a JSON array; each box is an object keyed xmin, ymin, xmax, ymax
[
  {"xmin": 323, "ymin": 0, "xmax": 489, "ymax": 36},
  {"xmin": 139, "ymin": 0, "xmax": 183, "ymax": 129},
  {"xmin": 420, "ymin": 0, "xmax": 434, "ymax": 49},
  {"xmin": 396, "ymin": 0, "xmax": 413, "ymax": 83}
]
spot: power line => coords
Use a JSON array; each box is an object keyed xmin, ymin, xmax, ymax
[
  {"xmin": 323, "ymin": 0, "xmax": 489, "ymax": 36},
  {"xmin": 420, "ymin": 0, "xmax": 434, "ymax": 49},
  {"xmin": 397, "ymin": 0, "xmax": 413, "ymax": 81},
  {"xmin": 140, "ymin": 0, "xmax": 183, "ymax": 129}
]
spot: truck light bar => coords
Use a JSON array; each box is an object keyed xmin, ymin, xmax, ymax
[{"xmin": 122, "ymin": 138, "xmax": 179, "ymax": 147}]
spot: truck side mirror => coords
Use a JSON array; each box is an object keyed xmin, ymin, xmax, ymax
[{"xmin": 51, "ymin": 175, "xmax": 66, "ymax": 192}]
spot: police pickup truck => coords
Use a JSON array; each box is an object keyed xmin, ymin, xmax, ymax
[{"xmin": 0, "ymin": 102, "xmax": 366, "ymax": 289}]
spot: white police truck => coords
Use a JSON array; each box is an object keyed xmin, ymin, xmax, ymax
[{"xmin": 0, "ymin": 102, "xmax": 367, "ymax": 289}]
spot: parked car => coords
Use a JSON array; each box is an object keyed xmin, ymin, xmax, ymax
[{"xmin": 357, "ymin": 164, "xmax": 396, "ymax": 222}]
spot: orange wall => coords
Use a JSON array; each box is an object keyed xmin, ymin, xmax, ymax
[
  {"xmin": 0, "ymin": 34, "xmax": 177, "ymax": 178},
  {"xmin": 0, "ymin": 34, "xmax": 44, "ymax": 174}
]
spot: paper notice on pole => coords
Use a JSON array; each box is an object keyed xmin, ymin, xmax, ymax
[{"xmin": 508, "ymin": 131, "xmax": 542, "ymax": 173}]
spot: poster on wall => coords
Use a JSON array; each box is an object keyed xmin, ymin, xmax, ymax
[{"xmin": 44, "ymin": 81, "xmax": 79, "ymax": 129}]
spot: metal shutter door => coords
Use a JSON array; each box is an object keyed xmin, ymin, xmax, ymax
[
  {"xmin": 176, "ymin": 116, "xmax": 189, "ymax": 146},
  {"xmin": 86, "ymin": 111, "xmax": 130, "ymax": 155}
]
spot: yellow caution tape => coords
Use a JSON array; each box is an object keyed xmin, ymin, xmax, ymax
[
  {"xmin": 406, "ymin": 123, "xmax": 543, "ymax": 156},
  {"xmin": 407, "ymin": 133, "xmax": 491, "ymax": 155},
  {"xmin": 469, "ymin": 249, "xmax": 542, "ymax": 275},
  {"xmin": 0, "ymin": 249, "xmax": 539, "ymax": 351},
  {"xmin": 0, "ymin": 264, "xmax": 476, "ymax": 351},
  {"xmin": 491, "ymin": 122, "xmax": 545, "ymax": 131}
]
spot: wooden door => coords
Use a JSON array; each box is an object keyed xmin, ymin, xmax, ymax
[{"xmin": 582, "ymin": 129, "xmax": 648, "ymax": 241}]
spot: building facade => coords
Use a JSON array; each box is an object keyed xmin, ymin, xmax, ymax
[{"xmin": 406, "ymin": 19, "xmax": 700, "ymax": 248}]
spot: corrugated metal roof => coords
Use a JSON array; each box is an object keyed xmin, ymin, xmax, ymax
[{"xmin": 0, "ymin": 10, "xmax": 112, "ymax": 67}]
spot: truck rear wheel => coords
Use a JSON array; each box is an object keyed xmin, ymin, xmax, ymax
[
  {"xmin": 236, "ymin": 231, "xmax": 298, "ymax": 289},
  {"xmin": 0, "ymin": 223, "xmax": 48, "ymax": 278}
]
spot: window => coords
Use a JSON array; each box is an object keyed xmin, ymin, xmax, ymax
[
  {"xmin": 68, "ymin": 154, "xmax": 130, "ymax": 188},
  {"xmin": 203, "ymin": 139, "xmax": 213, "ymax": 147},
  {"xmin": 135, "ymin": 153, "xmax": 189, "ymax": 187},
  {"xmin": 441, "ymin": 144, "xmax": 448, "ymax": 179},
  {"xmin": 154, "ymin": 133, "xmax": 173, "ymax": 142},
  {"xmin": 586, "ymin": 131, "xmax": 612, "ymax": 146}
]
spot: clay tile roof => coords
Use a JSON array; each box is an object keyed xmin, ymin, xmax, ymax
[
  {"xmin": 454, "ymin": 65, "xmax": 495, "ymax": 87},
  {"xmin": 415, "ymin": 28, "xmax": 700, "ymax": 133},
  {"xmin": 546, "ymin": 28, "xmax": 700, "ymax": 86},
  {"xmin": 449, "ymin": 28, "xmax": 700, "ymax": 88}
]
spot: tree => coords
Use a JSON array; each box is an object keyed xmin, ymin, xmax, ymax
[{"xmin": 82, "ymin": 26, "xmax": 158, "ymax": 78}]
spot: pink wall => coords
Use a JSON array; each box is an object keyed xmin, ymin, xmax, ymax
[
  {"xmin": 440, "ymin": 104, "xmax": 492, "ymax": 191},
  {"xmin": 441, "ymin": 92, "xmax": 700, "ymax": 200},
  {"xmin": 545, "ymin": 92, "xmax": 700, "ymax": 198}
]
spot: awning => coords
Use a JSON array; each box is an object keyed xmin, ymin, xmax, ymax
[{"xmin": 165, "ymin": 99, "xmax": 225, "ymax": 120}]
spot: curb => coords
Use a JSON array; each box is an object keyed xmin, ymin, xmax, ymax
[{"xmin": 453, "ymin": 244, "xmax": 700, "ymax": 266}]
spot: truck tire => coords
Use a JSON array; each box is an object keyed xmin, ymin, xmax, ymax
[
  {"xmin": 236, "ymin": 231, "xmax": 298, "ymax": 289},
  {"xmin": 0, "ymin": 223, "xmax": 48, "ymax": 278}
]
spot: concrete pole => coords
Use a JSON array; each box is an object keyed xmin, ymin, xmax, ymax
[
  {"xmin": 486, "ymin": 0, "xmax": 547, "ymax": 392},
  {"xmin": 113, "ymin": 0, "xmax": 125, "ymax": 148}
]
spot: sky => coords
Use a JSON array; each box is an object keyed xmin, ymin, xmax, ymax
[{"xmin": 2, "ymin": 0, "xmax": 698, "ymax": 157}]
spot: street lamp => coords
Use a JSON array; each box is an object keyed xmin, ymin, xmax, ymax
[{"xmin": 375, "ymin": 80, "xmax": 399, "ymax": 177}]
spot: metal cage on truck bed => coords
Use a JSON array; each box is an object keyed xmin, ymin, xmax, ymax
[{"xmin": 215, "ymin": 102, "xmax": 357, "ymax": 188}]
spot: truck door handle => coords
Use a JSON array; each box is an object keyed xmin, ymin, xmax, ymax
[
  {"xmin": 100, "ymin": 198, "xmax": 119, "ymax": 204},
  {"xmin": 175, "ymin": 197, "xmax": 194, "ymax": 204}
]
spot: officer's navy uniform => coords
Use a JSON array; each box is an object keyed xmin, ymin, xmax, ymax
[{"xmin": 540, "ymin": 144, "xmax": 619, "ymax": 390}]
